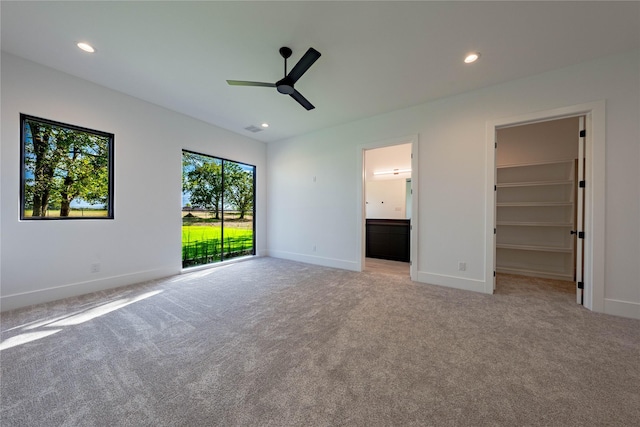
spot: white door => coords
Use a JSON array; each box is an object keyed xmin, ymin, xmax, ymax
[{"xmin": 574, "ymin": 116, "xmax": 586, "ymax": 304}]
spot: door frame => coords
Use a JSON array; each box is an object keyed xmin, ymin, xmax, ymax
[
  {"xmin": 356, "ymin": 134, "xmax": 419, "ymax": 279},
  {"xmin": 576, "ymin": 116, "xmax": 586, "ymax": 304},
  {"xmin": 485, "ymin": 101, "xmax": 605, "ymax": 312}
]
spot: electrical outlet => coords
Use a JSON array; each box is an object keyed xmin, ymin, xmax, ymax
[
  {"xmin": 91, "ymin": 263, "xmax": 101, "ymax": 273},
  {"xmin": 458, "ymin": 262, "xmax": 466, "ymax": 271}
]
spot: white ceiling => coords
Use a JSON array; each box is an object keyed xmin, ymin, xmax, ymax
[{"xmin": 2, "ymin": 1, "xmax": 638, "ymax": 143}]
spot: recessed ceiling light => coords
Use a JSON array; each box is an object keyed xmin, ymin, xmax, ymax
[
  {"xmin": 261, "ymin": 123, "xmax": 269, "ymax": 128},
  {"xmin": 464, "ymin": 52, "xmax": 480, "ymax": 64},
  {"xmin": 77, "ymin": 42, "xmax": 95, "ymax": 53}
]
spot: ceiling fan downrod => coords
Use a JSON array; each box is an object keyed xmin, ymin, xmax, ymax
[
  {"xmin": 279, "ymin": 46, "xmax": 292, "ymax": 76},
  {"xmin": 277, "ymin": 47, "xmax": 295, "ymax": 94}
]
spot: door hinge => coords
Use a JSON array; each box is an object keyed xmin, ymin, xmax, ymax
[
  {"xmin": 494, "ymin": 185, "xmax": 497, "ymax": 191},
  {"xmin": 579, "ymin": 180, "xmax": 585, "ymax": 188},
  {"xmin": 570, "ymin": 230, "xmax": 585, "ymax": 238},
  {"xmin": 580, "ymin": 130, "xmax": 586, "ymax": 138},
  {"xmin": 495, "ymin": 142, "xmax": 497, "ymax": 149},
  {"xmin": 577, "ymin": 281, "xmax": 584, "ymax": 289},
  {"xmin": 494, "ymin": 228, "xmax": 496, "ymax": 234},
  {"xmin": 493, "ymin": 271, "xmax": 496, "ymax": 277}
]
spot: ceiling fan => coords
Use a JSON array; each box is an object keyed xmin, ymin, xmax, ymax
[{"xmin": 227, "ymin": 47, "xmax": 321, "ymax": 110}]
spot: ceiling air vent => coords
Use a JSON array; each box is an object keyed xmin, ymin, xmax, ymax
[{"xmin": 244, "ymin": 125, "xmax": 263, "ymax": 133}]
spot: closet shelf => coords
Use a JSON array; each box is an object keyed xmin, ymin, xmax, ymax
[
  {"xmin": 497, "ymin": 160, "xmax": 574, "ymax": 168},
  {"xmin": 496, "ymin": 266, "xmax": 574, "ymax": 281},
  {"xmin": 497, "ymin": 221, "xmax": 573, "ymax": 227},
  {"xmin": 497, "ymin": 243, "xmax": 572, "ymax": 253},
  {"xmin": 496, "ymin": 158, "xmax": 576, "ymax": 280},
  {"xmin": 496, "ymin": 180, "xmax": 572, "ymax": 188},
  {"xmin": 497, "ymin": 201, "xmax": 572, "ymax": 207}
]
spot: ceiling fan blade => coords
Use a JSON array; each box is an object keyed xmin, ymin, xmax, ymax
[
  {"xmin": 287, "ymin": 47, "xmax": 321, "ymax": 84},
  {"xmin": 226, "ymin": 80, "xmax": 276, "ymax": 87},
  {"xmin": 290, "ymin": 90, "xmax": 315, "ymax": 110}
]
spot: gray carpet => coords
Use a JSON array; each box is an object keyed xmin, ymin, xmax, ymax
[{"xmin": 1, "ymin": 257, "xmax": 639, "ymax": 426}]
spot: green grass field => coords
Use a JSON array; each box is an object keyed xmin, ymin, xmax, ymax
[
  {"xmin": 23, "ymin": 209, "xmax": 109, "ymax": 218},
  {"xmin": 182, "ymin": 225, "xmax": 253, "ymax": 267},
  {"xmin": 182, "ymin": 225, "xmax": 252, "ymax": 243}
]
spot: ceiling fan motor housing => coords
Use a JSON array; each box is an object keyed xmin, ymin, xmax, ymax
[{"xmin": 276, "ymin": 77, "xmax": 295, "ymax": 94}]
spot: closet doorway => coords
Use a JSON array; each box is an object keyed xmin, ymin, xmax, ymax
[{"xmin": 495, "ymin": 117, "xmax": 585, "ymax": 304}]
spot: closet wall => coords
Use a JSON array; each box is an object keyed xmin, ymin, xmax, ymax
[{"xmin": 496, "ymin": 117, "xmax": 580, "ymax": 281}]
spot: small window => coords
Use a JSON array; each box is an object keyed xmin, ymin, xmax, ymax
[{"xmin": 20, "ymin": 114, "xmax": 114, "ymax": 220}]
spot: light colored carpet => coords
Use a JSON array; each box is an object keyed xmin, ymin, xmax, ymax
[{"xmin": 1, "ymin": 258, "xmax": 639, "ymax": 426}]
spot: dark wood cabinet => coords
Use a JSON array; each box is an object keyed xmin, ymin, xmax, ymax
[{"xmin": 365, "ymin": 219, "xmax": 410, "ymax": 262}]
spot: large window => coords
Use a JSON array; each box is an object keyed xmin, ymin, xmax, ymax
[
  {"xmin": 181, "ymin": 150, "xmax": 255, "ymax": 268},
  {"xmin": 20, "ymin": 114, "xmax": 114, "ymax": 220}
]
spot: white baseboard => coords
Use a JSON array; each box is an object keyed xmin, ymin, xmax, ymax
[
  {"xmin": 416, "ymin": 271, "xmax": 490, "ymax": 294},
  {"xmin": 268, "ymin": 250, "xmax": 359, "ymax": 272},
  {"xmin": 268, "ymin": 251, "xmax": 488, "ymax": 293},
  {"xmin": 0, "ymin": 266, "xmax": 178, "ymax": 312},
  {"xmin": 181, "ymin": 254, "xmax": 258, "ymax": 274},
  {"xmin": 603, "ymin": 298, "xmax": 640, "ymax": 320}
]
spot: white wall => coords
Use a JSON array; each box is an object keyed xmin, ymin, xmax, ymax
[
  {"xmin": 365, "ymin": 179, "xmax": 407, "ymax": 219},
  {"xmin": 2, "ymin": 51, "xmax": 638, "ymax": 319},
  {"xmin": 1, "ymin": 53, "xmax": 267, "ymax": 311},
  {"xmin": 267, "ymin": 50, "xmax": 640, "ymax": 319},
  {"xmin": 497, "ymin": 117, "xmax": 579, "ymax": 166},
  {"xmin": 364, "ymin": 143, "xmax": 412, "ymax": 219}
]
